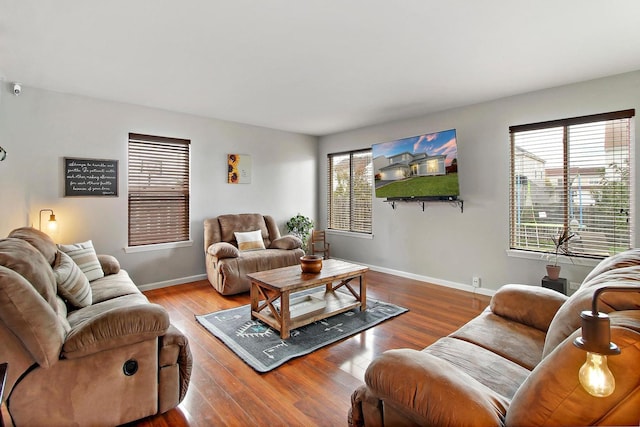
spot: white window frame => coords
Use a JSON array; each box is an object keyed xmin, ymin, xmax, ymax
[
  {"xmin": 509, "ymin": 109, "xmax": 635, "ymax": 261},
  {"xmin": 327, "ymin": 149, "xmax": 373, "ymax": 235}
]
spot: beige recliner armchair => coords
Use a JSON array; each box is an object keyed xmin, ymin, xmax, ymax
[
  {"xmin": 350, "ymin": 249, "xmax": 640, "ymax": 426},
  {"xmin": 0, "ymin": 227, "xmax": 192, "ymax": 426},
  {"xmin": 204, "ymin": 213, "xmax": 305, "ymax": 295}
]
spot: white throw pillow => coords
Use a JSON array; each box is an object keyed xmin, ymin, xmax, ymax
[
  {"xmin": 234, "ymin": 230, "xmax": 266, "ymax": 252},
  {"xmin": 53, "ymin": 250, "xmax": 92, "ymax": 308},
  {"xmin": 57, "ymin": 240, "xmax": 105, "ymax": 282}
]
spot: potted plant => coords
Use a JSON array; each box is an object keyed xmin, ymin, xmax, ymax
[
  {"xmin": 286, "ymin": 214, "xmax": 314, "ymax": 252},
  {"xmin": 546, "ymin": 227, "xmax": 576, "ymax": 280}
]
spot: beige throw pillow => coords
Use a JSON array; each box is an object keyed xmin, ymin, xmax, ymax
[
  {"xmin": 234, "ymin": 230, "xmax": 265, "ymax": 252},
  {"xmin": 58, "ymin": 240, "xmax": 105, "ymax": 282},
  {"xmin": 53, "ymin": 250, "xmax": 92, "ymax": 308}
]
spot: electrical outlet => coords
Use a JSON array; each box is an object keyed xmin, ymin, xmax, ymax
[
  {"xmin": 569, "ymin": 281, "xmax": 581, "ymax": 290},
  {"xmin": 472, "ymin": 277, "xmax": 481, "ymax": 288}
]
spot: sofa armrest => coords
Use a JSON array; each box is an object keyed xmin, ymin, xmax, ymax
[
  {"xmin": 158, "ymin": 324, "xmax": 192, "ymax": 409},
  {"xmin": 207, "ymin": 242, "xmax": 239, "ymax": 259},
  {"xmin": 270, "ymin": 235, "xmax": 302, "ymax": 250},
  {"xmin": 97, "ymin": 254, "xmax": 120, "ymax": 275},
  {"xmin": 62, "ymin": 303, "xmax": 169, "ymax": 359},
  {"xmin": 490, "ymin": 284, "xmax": 567, "ymax": 332},
  {"xmin": 364, "ymin": 349, "xmax": 507, "ymax": 426}
]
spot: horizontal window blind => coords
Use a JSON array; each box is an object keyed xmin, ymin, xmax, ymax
[
  {"xmin": 328, "ymin": 149, "xmax": 373, "ymax": 234},
  {"xmin": 128, "ymin": 133, "xmax": 190, "ymax": 246},
  {"xmin": 509, "ymin": 109, "xmax": 634, "ymax": 259}
]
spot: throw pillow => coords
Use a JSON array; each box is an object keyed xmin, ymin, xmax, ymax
[
  {"xmin": 57, "ymin": 240, "xmax": 105, "ymax": 282},
  {"xmin": 234, "ymin": 230, "xmax": 265, "ymax": 252},
  {"xmin": 53, "ymin": 251, "xmax": 92, "ymax": 308}
]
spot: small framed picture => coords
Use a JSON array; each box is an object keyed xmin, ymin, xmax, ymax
[{"xmin": 228, "ymin": 154, "xmax": 252, "ymax": 184}]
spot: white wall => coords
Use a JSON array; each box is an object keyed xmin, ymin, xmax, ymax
[
  {"xmin": 0, "ymin": 86, "xmax": 317, "ymax": 286},
  {"xmin": 319, "ymin": 71, "xmax": 640, "ymax": 293}
]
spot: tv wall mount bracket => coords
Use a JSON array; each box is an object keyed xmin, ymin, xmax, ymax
[{"xmin": 384, "ymin": 198, "xmax": 464, "ymax": 213}]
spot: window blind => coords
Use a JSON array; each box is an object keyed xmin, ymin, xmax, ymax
[
  {"xmin": 328, "ymin": 149, "xmax": 373, "ymax": 234},
  {"xmin": 509, "ymin": 109, "xmax": 634, "ymax": 259},
  {"xmin": 128, "ymin": 133, "xmax": 190, "ymax": 246}
]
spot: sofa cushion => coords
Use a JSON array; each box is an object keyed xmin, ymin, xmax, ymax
[
  {"xmin": 8, "ymin": 227, "xmax": 58, "ymax": 265},
  {"xmin": 89, "ymin": 270, "xmax": 142, "ymax": 304},
  {"xmin": 211, "ymin": 247, "xmax": 304, "ymax": 295},
  {"xmin": 365, "ymin": 348, "xmax": 510, "ymax": 426},
  {"xmin": 234, "ymin": 230, "xmax": 266, "ymax": 251},
  {"xmin": 508, "ymin": 312, "xmax": 640, "ymax": 426},
  {"xmin": 218, "ymin": 214, "xmax": 270, "ymax": 246},
  {"xmin": 58, "ymin": 240, "xmax": 105, "ymax": 282},
  {"xmin": 544, "ymin": 265, "xmax": 640, "ymax": 357},
  {"xmin": 0, "ymin": 266, "xmax": 66, "ymax": 368},
  {"xmin": 0, "ymin": 238, "xmax": 58, "ymax": 310},
  {"xmin": 53, "ymin": 250, "xmax": 92, "ymax": 308},
  {"xmin": 450, "ymin": 309, "xmax": 546, "ymax": 370},
  {"xmin": 424, "ymin": 336, "xmax": 531, "ymax": 399},
  {"xmin": 63, "ymin": 295, "xmax": 169, "ymax": 359}
]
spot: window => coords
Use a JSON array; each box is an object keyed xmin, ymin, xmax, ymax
[
  {"xmin": 128, "ymin": 133, "xmax": 190, "ymax": 246},
  {"xmin": 509, "ymin": 109, "xmax": 635, "ymax": 259},
  {"xmin": 327, "ymin": 149, "xmax": 373, "ymax": 234}
]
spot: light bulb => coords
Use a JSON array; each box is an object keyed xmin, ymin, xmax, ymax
[
  {"xmin": 48, "ymin": 214, "xmax": 58, "ymax": 232},
  {"xmin": 578, "ymin": 352, "xmax": 615, "ymax": 397}
]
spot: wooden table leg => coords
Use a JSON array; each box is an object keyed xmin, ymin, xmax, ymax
[
  {"xmin": 250, "ymin": 281, "xmax": 258, "ymax": 320},
  {"xmin": 360, "ymin": 273, "xmax": 367, "ymax": 311},
  {"xmin": 280, "ymin": 290, "xmax": 291, "ymax": 339}
]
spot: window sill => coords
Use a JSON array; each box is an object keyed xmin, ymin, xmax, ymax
[
  {"xmin": 326, "ymin": 230, "xmax": 373, "ymax": 240},
  {"xmin": 125, "ymin": 240, "xmax": 193, "ymax": 253},
  {"xmin": 506, "ymin": 249, "xmax": 601, "ymax": 268}
]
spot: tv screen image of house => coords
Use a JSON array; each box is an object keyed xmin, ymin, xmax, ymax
[{"xmin": 372, "ymin": 129, "xmax": 459, "ymax": 200}]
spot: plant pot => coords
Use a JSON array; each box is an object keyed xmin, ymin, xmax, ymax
[
  {"xmin": 300, "ymin": 255, "xmax": 323, "ymax": 274},
  {"xmin": 546, "ymin": 264, "xmax": 561, "ymax": 280}
]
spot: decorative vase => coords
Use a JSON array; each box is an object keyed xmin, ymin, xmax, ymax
[
  {"xmin": 300, "ymin": 255, "xmax": 323, "ymax": 274},
  {"xmin": 546, "ymin": 264, "xmax": 561, "ymax": 280}
]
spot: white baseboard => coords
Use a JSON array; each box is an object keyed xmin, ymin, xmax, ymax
[
  {"xmin": 138, "ymin": 273, "xmax": 207, "ymax": 291},
  {"xmin": 337, "ymin": 257, "xmax": 496, "ymax": 297},
  {"xmin": 136, "ymin": 261, "xmax": 496, "ymax": 298}
]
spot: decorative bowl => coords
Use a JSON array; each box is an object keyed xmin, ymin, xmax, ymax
[{"xmin": 300, "ymin": 255, "xmax": 323, "ymax": 274}]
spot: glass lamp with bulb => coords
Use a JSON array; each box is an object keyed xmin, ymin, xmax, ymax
[
  {"xmin": 573, "ymin": 309, "xmax": 619, "ymax": 397},
  {"xmin": 38, "ymin": 209, "xmax": 57, "ymax": 232},
  {"xmin": 573, "ymin": 286, "xmax": 640, "ymax": 397}
]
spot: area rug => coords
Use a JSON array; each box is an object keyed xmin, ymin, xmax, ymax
[{"xmin": 195, "ymin": 294, "xmax": 408, "ymax": 372}]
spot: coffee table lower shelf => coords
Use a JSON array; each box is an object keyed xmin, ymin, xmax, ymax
[{"xmin": 251, "ymin": 290, "xmax": 362, "ymax": 338}]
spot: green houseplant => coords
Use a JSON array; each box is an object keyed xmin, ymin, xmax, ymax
[
  {"xmin": 286, "ymin": 214, "xmax": 314, "ymax": 252},
  {"xmin": 546, "ymin": 226, "xmax": 576, "ymax": 280}
]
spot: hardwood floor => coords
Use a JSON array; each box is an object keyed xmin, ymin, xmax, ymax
[{"xmin": 132, "ymin": 270, "xmax": 491, "ymax": 427}]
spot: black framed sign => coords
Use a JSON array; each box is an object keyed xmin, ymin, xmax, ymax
[{"xmin": 64, "ymin": 157, "xmax": 118, "ymax": 197}]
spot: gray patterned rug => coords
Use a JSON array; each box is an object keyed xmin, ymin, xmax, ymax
[{"xmin": 195, "ymin": 293, "xmax": 408, "ymax": 372}]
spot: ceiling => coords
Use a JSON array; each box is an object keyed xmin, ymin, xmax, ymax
[{"xmin": 2, "ymin": 1, "xmax": 640, "ymax": 136}]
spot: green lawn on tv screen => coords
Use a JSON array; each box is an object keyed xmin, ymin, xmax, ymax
[{"xmin": 375, "ymin": 173, "xmax": 459, "ymax": 198}]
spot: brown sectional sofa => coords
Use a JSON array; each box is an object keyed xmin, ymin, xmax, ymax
[
  {"xmin": 204, "ymin": 213, "xmax": 305, "ymax": 295},
  {"xmin": 0, "ymin": 227, "xmax": 192, "ymax": 426},
  {"xmin": 350, "ymin": 249, "xmax": 640, "ymax": 426}
]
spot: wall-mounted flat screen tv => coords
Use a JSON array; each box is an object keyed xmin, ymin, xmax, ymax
[{"xmin": 372, "ymin": 129, "xmax": 459, "ymax": 200}]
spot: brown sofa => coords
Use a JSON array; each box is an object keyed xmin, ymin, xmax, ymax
[
  {"xmin": 350, "ymin": 249, "xmax": 640, "ymax": 426},
  {"xmin": 0, "ymin": 227, "xmax": 192, "ymax": 426},
  {"xmin": 204, "ymin": 213, "xmax": 305, "ymax": 295}
]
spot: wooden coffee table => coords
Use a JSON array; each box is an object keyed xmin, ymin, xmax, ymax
[{"xmin": 247, "ymin": 259, "xmax": 368, "ymax": 339}]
